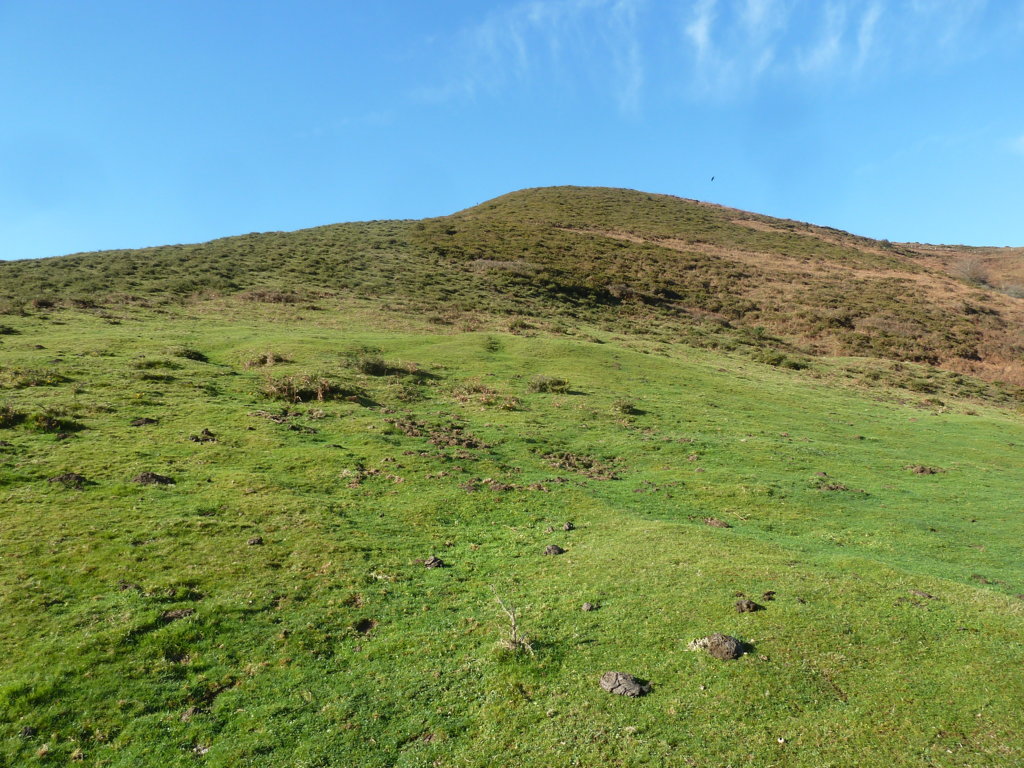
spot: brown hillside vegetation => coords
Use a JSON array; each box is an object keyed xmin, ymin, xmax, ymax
[{"xmin": 2, "ymin": 185, "xmax": 1022, "ymax": 387}]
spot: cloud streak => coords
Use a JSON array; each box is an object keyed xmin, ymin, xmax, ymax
[
  {"xmin": 419, "ymin": 0, "xmax": 647, "ymax": 115},
  {"xmin": 421, "ymin": 0, "xmax": 1019, "ymax": 108}
]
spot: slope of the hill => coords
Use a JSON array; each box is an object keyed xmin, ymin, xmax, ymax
[
  {"xmin": 1, "ymin": 304, "xmax": 1023, "ymax": 767},
  {"xmin": 1, "ymin": 186, "xmax": 1022, "ymax": 390}
]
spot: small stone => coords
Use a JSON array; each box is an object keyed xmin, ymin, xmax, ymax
[
  {"xmin": 563, "ymin": 521, "xmax": 575, "ymax": 531},
  {"xmin": 581, "ymin": 602, "xmax": 596, "ymax": 612},
  {"xmin": 599, "ymin": 671, "xmax": 650, "ymax": 697},
  {"xmin": 423, "ymin": 555, "xmax": 445, "ymax": 568},
  {"xmin": 544, "ymin": 544, "xmax": 565, "ymax": 555},
  {"xmin": 735, "ymin": 598, "xmax": 765, "ymax": 613},
  {"xmin": 761, "ymin": 590, "xmax": 776, "ymax": 601},
  {"xmin": 247, "ymin": 536, "xmax": 264, "ymax": 546},
  {"xmin": 703, "ymin": 517, "xmax": 731, "ymax": 528}
]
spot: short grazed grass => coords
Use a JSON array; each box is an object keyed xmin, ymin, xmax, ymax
[{"xmin": 0, "ymin": 303, "xmax": 1022, "ymax": 767}]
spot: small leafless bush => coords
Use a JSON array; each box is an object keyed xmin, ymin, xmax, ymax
[
  {"xmin": 492, "ymin": 587, "xmax": 534, "ymax": 656},
  {"xmin": 951, "ymin": 258, "xmax": 991, "ymax": 287}
]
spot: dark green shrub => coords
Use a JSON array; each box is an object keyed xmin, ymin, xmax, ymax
[{"xmin": 0, "ymin": 403, "xmax": 24, "ymax": 428}]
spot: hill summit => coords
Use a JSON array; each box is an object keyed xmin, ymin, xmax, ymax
[{"xmin": 2, "ymin": 186, "xmax": 1022, "ymax": 388}]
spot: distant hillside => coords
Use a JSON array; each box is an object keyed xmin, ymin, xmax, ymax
[{"xmin": 2, "ymin": 186, "xmax": 1022, "ymax": 387}]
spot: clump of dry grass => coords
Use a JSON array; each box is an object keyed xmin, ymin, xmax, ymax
[
  {"xmin": 245, "ymin": 351, "xmax": 291, "ymax": 369},
  {"xmin": 260, "ymin": 373, "xmax": 361, "ymax": 403}
]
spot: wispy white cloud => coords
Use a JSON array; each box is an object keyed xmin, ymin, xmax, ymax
[
  {"xmin": 799, "ymin": 2, "xmax": 846, "ymax": 75},
  {"xmin": 422, "ymin": 0, "xmax": 1017, "ymax": 108},
  {"xmin": 418, "ymin": 0, "xmax": 647, "ymax": 115},
  {"xmin": 855, "ymin": 2, "xmax": 883, "ymax": 71}
]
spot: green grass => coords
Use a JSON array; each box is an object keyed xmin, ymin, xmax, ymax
[{"xmin": 1, "ymin": 302, "xmax": 1023, "ymax": 766}]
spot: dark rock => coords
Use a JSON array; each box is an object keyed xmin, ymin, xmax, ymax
[
  {"xmin": 600, "ymin": 671, "xmax": 650, "ymax": 697},
  {"xmin": 48, "ymin": 472, "xmax": 89, "ymax": 489},
  {"xmin": 247, "ymin": 536, "xmax": 264, "ymax": 546},
  {"xmin": 735, "ymin": 599, "xmax": 765, "ymax": 613},
  {"xmin": 703, "ymin": 517, "xmax": 731, "ymax": 528},
  {"xmin": 133, "ymin": 472, "xmax": 175, "ymax": 485},
  {"xmin": 544, "ymin": 544, "xmax": 565, "ymax": 555},
  {"xmin": 130, "ymin": 418, "xmax": 158, "ymax": 426},
  {"xmin": 563, "ymin": 521, "xmax": 575, "ymax": 531},
  {"xmin": 761, "ymin": 590, "xmax": 776, "ymax": 601},
  {"xmin": 423, "ymin": 555, "xmax": 445, "ymax": 568}
]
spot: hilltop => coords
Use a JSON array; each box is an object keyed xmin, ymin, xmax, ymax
[{"xmin": 2, "ymin": 186, "xmax": 1022, "ymax": 391}]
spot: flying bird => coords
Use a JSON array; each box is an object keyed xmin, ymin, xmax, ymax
[{"xmin": 710, "ymin": 176, "xmax": 715, "ymax": 181}]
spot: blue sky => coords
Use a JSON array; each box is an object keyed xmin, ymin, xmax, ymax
[{"xmin": 2, "ymin": 0, "xmax": 1024, "ymax": 260}]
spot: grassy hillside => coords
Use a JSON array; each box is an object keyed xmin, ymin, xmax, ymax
[
  {"xmin": 2, "ymin": 186, "xmax": 1022, "ymax": 388},
  {"xmin": 2, "ymin": 187, "xmax": 1023, "ymax": 766},
  {"xmin": 1, "ymin": 300, "xmax": 1023, "ymax": 767}
]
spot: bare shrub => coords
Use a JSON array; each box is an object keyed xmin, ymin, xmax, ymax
[
  {"xmin": 951, "ymin": 258, "xmax": 991, "ymax": 286},
  {"xmin": 492, "ymin": 587, "xmax": 533, "ymax": 656}
]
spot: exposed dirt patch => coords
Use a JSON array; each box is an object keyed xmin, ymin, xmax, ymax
[
  {"xmin": 353, "ymin": 618, "xmax": 377, "ymax": 635},
  {"xmin": 162, "ymin": 608, "xmax": 195, "ymax": 622},
  {"xmin": 543, "ymin": 451, "xmax": 618, "ymax": 480},
  {"xmin": 47, "ymin": 473, "xmax": 89, "ymax": 489},
  {"xmin": 133, "ymin": 472, "xmax": 175, "ymax": 485}
]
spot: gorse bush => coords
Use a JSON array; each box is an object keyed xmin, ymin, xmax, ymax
[{"xmin": 0, "ymin": 403, "xmax": 24, "ymax": 428}]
